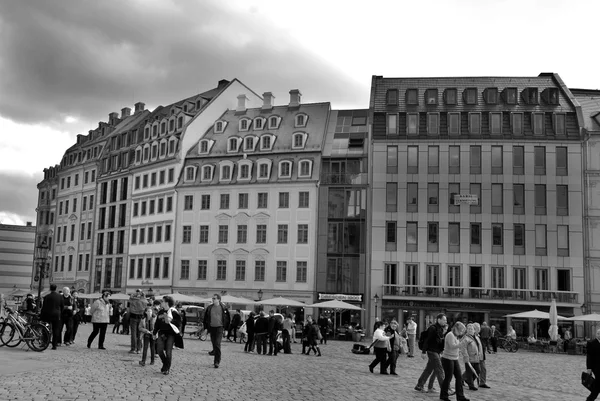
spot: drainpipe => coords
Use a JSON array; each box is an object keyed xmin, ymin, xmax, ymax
[{"xmin": 582, "ymin": 127, "xmax": 591, "ymax": 337}]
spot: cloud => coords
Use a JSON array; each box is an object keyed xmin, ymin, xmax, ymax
[
  {"xmin": 0, "ymin": 172, "xmax": 40, "ymax": 225},
  {"xmin": 0, "ymin": 0, "xmax": 368, "ymax": 129}
]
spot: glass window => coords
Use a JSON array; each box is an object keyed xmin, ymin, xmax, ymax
[
  {"xmin": 387, "ymin": 114, "xmax": 397, "ymax": 135},
  {"xmin": 469, "ymin": 113, "xmax": 480, "ymax": 134},
  {"xmin": 427, "ymin": 113, "xmax": 439, "ymax": 135},
  {"xmin": 556, "ymin": 147, "xmax": 568, "ymax": 175},
  {"xmin": 407, "ymin": 146, "xmax": 418, "ymax": 173},
  {"xmin": 386, "ymin": 183, "xmax": 397, "ymax": 212},
  {"xmin": 449, "ymin": 146, "xmax": 460, "ymax": 173},
  {"xmin": 491, "ymin": 146, "xmax": 503, "ymax": 174},
  {"xmin": 406, "ymin": 222, "xmax": 418, "ymax": 246},
  {"xmin": 387, "ymin": 146, "xmax": 398, "ymax": 174},
  {"xmin": 407, "ymin": 113, "xmax": 418, "ymax": 135},
  {"xmin": 533, "ymin": 113, "xmax": 544, "ymax": 135},
  {"xmin": 428, "ymin": 146, "xmax": 439, "ymax": 173},
  {"xmin": 490, "ymin": 112, "xmax": 502, "ymax": 134},
  {"xmin": 448, "ymin": 223, "xmax": 460, "ymax": 247},
  {"xmin": 554, "ymin": 114, "xmax": 566, "ymax": 135},
  {"xmin": 448, "ymin": 112, "xmax": 460, "ymax": 135},
  {"xmin": 470, "ymin": 146, "xmax": 481, "ymax": 173}
]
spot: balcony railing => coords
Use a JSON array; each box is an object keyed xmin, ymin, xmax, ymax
[
  {"xmin": 382, "ymin": 285, "xmax": 578, "ymax": 304},
  {"xmin": 320, "ymin": 173, "xmax": 368, "ymax": 185}
]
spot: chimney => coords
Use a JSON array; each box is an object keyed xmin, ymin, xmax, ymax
[
  {"xmin": 262, "ymin": 92, "xmax": 275, "ymax": 110},
  {"xmin": 134, "ymin": 102, "xmax": 145, "ymax": 114},
  {"xmin": 218, "ymin": 79, "xmax": 230, "ymax": 89},
  {"xmin": 109, "ymin": 112, "xmax": 119, "ymax": 125},
  {"xmin": 289, "ymin": 89, "xmax": 302, "ymax": 107},
  {"xmin": 26, "ymin": 222, "xmax": 32, "ymax": 227},
  {"xmin": 237, "ymin": 94, "xmax": 249, "ymax": 112},
  {"xmin": 121, "ymin": 107, "xmax": 131, "ymax": 118}
]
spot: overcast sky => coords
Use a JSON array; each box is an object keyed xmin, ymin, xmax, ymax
[{"xmin": 1, "ymin": 0, "xmax": 599, "ymax": 225}]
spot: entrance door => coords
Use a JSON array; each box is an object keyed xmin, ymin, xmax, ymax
[{"xmin": 469, "ymin": 265, "xmax": 482, "ymax": 298}]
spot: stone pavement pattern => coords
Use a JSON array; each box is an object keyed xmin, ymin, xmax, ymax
[{"xmin": 0, "ymin": 324, "xmax": 590, "ymax": 401}]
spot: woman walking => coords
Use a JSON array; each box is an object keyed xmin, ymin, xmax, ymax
[
  {"xmin": 460, "ymin": 323, "xmax": 481, "ymax": 390},
  {"xmin": 369, "ymin": 320, "xmax": 389, "ymax": 374},
  {"xmin": 154, "ymin": 296, "xmax": 181, "ymax": 375},
  {"xmin": 87, "ymin": 291, "xmax": 111, "ymax": 350},
  {"xmin": 440, "ymin": 321, "xmax": 469, "ymax": 401}
]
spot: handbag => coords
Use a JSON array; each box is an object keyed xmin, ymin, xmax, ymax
[
  {"xmin": 582, "ymin": 371, "xmax": 595, "ymax": 391},
  {"xmin": 317, "ymin": 328, "xmax": 323, "ymax": 341}
]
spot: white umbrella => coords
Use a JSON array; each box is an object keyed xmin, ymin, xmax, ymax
[
  {"xmin": 255, "ymin": 297, "xmax": 305, "ymax": 307},
  {"xmin": 108, "ymin": 293, "xmax": 132, "ymax": 301},
  {"xmin": 78, "ymin": 292, "xmax": 103, "ymax": 299},
  {"xmin": 197, "ymin": 295, "xmax": 256, "ymax": 305},
  {"xmin": 163, "ymin": 292, "xmax": 206, "ymax": 303},
  {"xmin": 548, "ymin": 299, "xmax": 559, "ymax": 341},
  {"xmin": 567, "ymin": 313, "xmax": 600, "ymax": 321},
  {"xmin": 504, "ymin": 309, "xmax": 568, "ymax": 320}
]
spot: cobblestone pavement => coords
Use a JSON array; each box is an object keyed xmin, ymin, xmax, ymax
[{"xmin": 0, "ymin": 324, "xmax": 590, "ymax": 400}]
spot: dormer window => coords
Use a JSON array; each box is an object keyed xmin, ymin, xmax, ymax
[
  {"xmin": 152, "ymin": 124, "xmax": 158, "ymax": 138},
  {"xmin": 177, "ymin": 116, "xmax": 184, "ymax": 129},
  {"xmin": 160, "ymin": 140, "xmax": 167, "ymax": 157},
  {"xmin": 228, "ymin": 137, "xmax": 241, "ymax": 152},
  {"xmin": 151, "ymin": 143, "xmax": 158, "ymax": 160},
  {"xmin": 168, "ymin": 138, "xmax": 176, "ymax": 155},
  {"xmin": 463, "ymin": 88, "xmax": 478, "ymax": 105},
  {"xmin": 484, "ymin": 88, "xmax": 498, "ymax": 104},
  {"xmin": 169, "ymin": 119, "xmax": 175, "ymax": 132},
  {"xmin": 185, "ymin": 166, "xmax": 195, "ymax": 181},
  {"xmin": 542, "ymin": 88, "xmax": 559, "ymax": 105},
  {"xmin": 257, "ymin": 159, "xmax": 272, "ymax": 180},
  {"xmin": 199, "ymin": 140, "xmax": 209, "ymax": 154},
  {"xmin": 220, "ymin": 164, "xmax": 232, "ymax": 181},
  {"xmin": 444, "ymin": 88, "xmax": 458, "ymax": 105},
  {"xmin": 386, "ymin": 89, "xmax": 398, "ymax": 106},
  {"xmin": 214, "ymin": 120, "xmax": 227, "ymax": 133},
  {"xmin": 292, "ymin": 132, "xmax": 307, "ymax": 149},
  {"xmin": 279, "ymin": 161, "xmax": 292, "ymax": 178},
  {"xmin": 298, "ymin": 160, "xmax": 312, "ymax": 178},
  {"xmin": 161, "ymin": 122, "xmax": 166, "ymax": 135},
  {"xmin": 143, "ymin": 144, "xmax": 150, "ymax": 162},
  {"xmin": 503, "ymin": 88, "xmax": 518, "ymax": 105},
  {"xmin": 183, "ymin": 104, "xmax": 188, "ymax": 113},
  {"xmin": 521, "ymin": 88, "xmax": 539, "ymax": 105},
  {"xmin": 144, "ymin": 127, "xmax": 150, "ymax": 140},
  {"xmin": 425, "ymin": 89, "xmax": 438, "ymax": 105},
  {"xmin": 239, "ymin": 119, "xmax": 251, "ymax": 131},
  {"xmin": 244, "ymin": 136, "xmax": 256, "ymax": 151},
  {"xmin": 268, "ymin": 116, "xmax": 280, "ymax": 129},
  {"xmin": 237, "ymin": 161, "xmax": 252, "ymax": 180},
  {"xmin": 261, "ymin": 134, "xmax": 274, "ymax": 150},
  {"xmin": 406, "ymin": 89, "xmax": 418, "ymax": 105},
  {"xmin": 295, "ymin": 114, "xmax": 308, "ymax": 128},
  {"xmin": 253, "ymin": 118, "xmax": 265, "ymax": 130},
  {"xmin": 202, "ymin": 165, "xmax": 214, "ymax": 181}
]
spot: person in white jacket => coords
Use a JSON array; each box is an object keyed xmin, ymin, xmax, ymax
[{"xmin": 407, "ymin": 316, "xmax": 418, "ymax": 357}]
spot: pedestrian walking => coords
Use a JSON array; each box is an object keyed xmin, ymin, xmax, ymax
[
  {"xmin": 440, "ymin": 321, "xmax": 469, "ymax": 401},
  {"xmin": 227, "ymin": 309, "xmax": 241, "ymax": 342},
  {"xmin": 154, "ymin": 296, "xmax": 181, "ymax": 375},
  {"xmin": 368, "ymin": 320, "xmax": 389, "ymax": 374},
  {"xmin": 406, "ymin": 316, "xmax": 417, "ymax": 357},
  {"xmin": 112, "ymin": 303, "xmax": 122, "ymax": 333},
  {"xmin": 318, "ymin": 314, "xmax": 329, "ymax": 345},
  {"xmin": 203, "ymin": 293, "xmax": 231, "ymax": 368},
  {"xmin": 415, "ymin": 313, "xmax": 448, "ymax": 394},
  {"xmin": 563, "ymin": 327, "xmax": 572, "ymax": 353},
  {"xmin": 490, "ymin": 325, "xmax": 499, "ymax": 353},
  {"xmin": 129, "ymin": 290, "xmax": 146, "ymax": 354},
  {"xmin": 71, "ymin": 290, "xmax": 83, "ymax": 342},
  {"xmin": 473, "ymin": 323, "xmax": 490, "ymax": 389},
  {"xmin": 282, "ymin": 314, "xmax": 294, "ymax": 354},
  {"xmin": 40, "ymin": 284, "xmax": 64, "ymax": 350},
  {"xmin": 61, "ymin": 287, "xmax": 75, "ymax": 346},
  {"xmin": 302, "ymin": 316, "xmax": 321, "ymax": 356},
  {"xmin": 384, "ymin": 320, "xmax": 401, "ymax": 375},
  {"xmin": 460, "ymin": 323, "xmax": 481, "ymax": 391},
  {"xmin": 268, "ymin": 310, "xmax": 281, "ymax": 356},
  {"xmin": 139, "ymin": 302, "xmax": 157, "ymax": 367},
  {"xmin": 479, "ymin": 322, "xmax": 491, "ymax": 353},
  {"xmin": 87, "ymin": 291, "xmax": 110, "ymax": 350}
]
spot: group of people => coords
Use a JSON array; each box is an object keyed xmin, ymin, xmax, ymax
[{"xmin": 38, "ymin": 284, "xmax": 85, "ymax": 350}]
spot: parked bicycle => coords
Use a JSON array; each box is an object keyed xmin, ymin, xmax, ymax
[
  {"xmin": 0, "ymin": 305, "xmax": 51, "ymax": 352},
  {"xmin": 500, "ymin": 336, "xmax": 519, "ymax": 352}
]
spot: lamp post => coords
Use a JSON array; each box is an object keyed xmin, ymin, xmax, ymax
[
  {"xmin": 257, "ymin": 289, "xmax": 263, "ymax": 301},
  {"xmin": 34, "ymin": 240, "xmax": 50, "ymax": 313},
  {"xmin": 146, "ymin": 288, "xmax": 155, "ymax": 300},
  {"xmin": 374, "ymin": 293, "xmax": 379, "ymax": 321},
  {"xmin": 582, "ymin": 303, "xmax": 588, "ymax": 338}
]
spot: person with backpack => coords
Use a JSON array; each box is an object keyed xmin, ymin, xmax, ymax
[{"xmin": 415, "ymin": 313, "xmax": 450, "ymax": 394}]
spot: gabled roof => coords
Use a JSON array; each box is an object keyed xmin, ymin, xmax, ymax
[{"xmin": 570, "ymin": 89, "xmax": 600, "ymax": 131}]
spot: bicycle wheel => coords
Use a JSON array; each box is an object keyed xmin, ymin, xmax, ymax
[
  {"xmin": 240, "ymin": 333, "xmax": 247, "ymax": 344},
  {"xmin": 199, "ymin": 329, "xmax": 207, "ymax": 341},
  {"xmin": 509, "ymin": 342, "xmax": 518, "ymax": 353},
  {"xmin": 0, "ymin": 322, "xmax": 21, "ymax": 347},
  {"xmin": 24, "ymin": 323, "xmax": 50, "ymax": 352}
]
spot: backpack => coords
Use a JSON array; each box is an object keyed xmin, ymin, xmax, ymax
[{"xmin": 418, "ymin": 327, "xmax": 430, "ymax": 351}]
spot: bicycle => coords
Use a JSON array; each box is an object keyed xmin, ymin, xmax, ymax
[
  {"xmin": 189, "ymin": 322, "xmax": 208, "ymax": 341},
  {"xmin": 0, "ymin": 306, "xmax": 51, "ymax": 352},
  {"xmin": 500, "ymin": 336, "xmax": 519, "ymax": 353}
]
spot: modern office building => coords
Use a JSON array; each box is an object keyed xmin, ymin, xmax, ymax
[
  {"xmin": 572, "ymin": 88, "xmax": 600, "ymax": 317},
  {"xmin": 174, "ymin": 90, "xmax": 327, "ymax": 304},
  {"xmin": 315, "ymin": 109, "xmax": 370, "ymax": 325},
  {"xmin": 369, "ymin": 73, "xmax": 584, "ymax": 337}
]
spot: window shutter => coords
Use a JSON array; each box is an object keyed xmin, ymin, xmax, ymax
[
  {"xmin": 540, "ymin": 88, "xmax": 549, "ymax": 104},
  {"xmin": 521, "ymin": 88, "xmax": 529, "ymax": 104},
  {"xmin": 483, "ymin": 88, "xmax": 488, "ymax": 104},
  {"xmin": 443, "ymin": 89, "xmax": 447, "ymax": 104},
  {"xmin": 462, "ymin": 88, "xmax": 468, "ymax": 104}
]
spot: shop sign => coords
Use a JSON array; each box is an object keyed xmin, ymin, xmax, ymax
[
  {"xmin": 453, "ymin": 194, "xmax": 479, "ymax": 205},
  {"xmin": 318, "ymin": 293, "xmax": 363, "ymax": 302},
  {"xmin": 384, "ymin": 300, "xmax": 477, "ymax": 309}
]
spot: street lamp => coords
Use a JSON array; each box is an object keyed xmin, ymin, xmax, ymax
[
  {"xmin": 146, "ymin": 288, "xmax": 155, "ymax": 300},
  {"xmin": 257, "ymin": 289, "xmax": 263, "ymax": 301},
  {"xmin": 34, "ymin": 240, "xmax": 50, "ymax": 313},
  {"xmin": 374, "ymin": 293, "xmax": 379, "ymax": 320}
]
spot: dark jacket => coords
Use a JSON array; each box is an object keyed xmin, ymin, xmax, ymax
[
  {"xmin": 230, "ymin": 312, "xmax": 241, "ymax": 328},
  {"xmin": 587, "ymin": 338, "xmax": 600, "ymax": 371},
  {"xmin": 268, "ymin": 316, "xmax": 281, "ymax": 334},
  {"xmin": 254, "ymin": 316, "xmax": 269, "ymax": 334},
  {"xmin": 203, "ymin": 302, "xmax": 231, "ymax": 330},
  {"xmin": 422, "ymin": 323, "xmax": 446, "ymax": 354},
  {"xmin": 41, "ymin": 291, "xmax": 64, "ymax": 322},
  {"xmin": 154, "ymin": 308, "xmax": 182, "ymax": 336},
  {"xmin": 62, "ymin": 295, "xmax": 74, "ymax": 319},
  {"xmin": 245, "ymin": 316, "xmax": 255, "ymax": 334}
]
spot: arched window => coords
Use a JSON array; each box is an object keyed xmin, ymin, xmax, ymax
[
  {"xmin": 279, "ymin": 161, "xmax": 292, "ymax": 178},
  {"xmin": 299, "ymin": 160, "xmax": 312, "ymax": 177}
]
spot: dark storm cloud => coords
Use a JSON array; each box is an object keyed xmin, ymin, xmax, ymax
[
  {"xmin": 0, "ymin": 172, "xmax": 40, "ymax": 223},
  {"xmin": 0, "ymin": 0, "xmax": 368, "ymax": 128}
]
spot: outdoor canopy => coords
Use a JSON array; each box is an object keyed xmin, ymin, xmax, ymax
[
  {"xmin": 503, "ymin": 309, "xmax": 569, "ymax": 320},
  {"xmin": 255, "ymin": 296, "xmax": 306, "ymax": 307},
  {"xmin": 197, "ymin": 295, "xmax": 256, "ymax": 305},
  {"xmin": 567, "ymin": 313, "xmax": 600, "ymax": 321}
]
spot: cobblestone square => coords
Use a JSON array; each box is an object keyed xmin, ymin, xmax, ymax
[{"xmin": 0, "ymin": 324, "xmax": 590, "ymax": 401}]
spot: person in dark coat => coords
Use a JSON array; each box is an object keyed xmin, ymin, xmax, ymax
[
  {"xmin": 244, "ymin": 312, "xmax": 256, "ymax": 353},
  {"xmin": 267, "ymin": 310, "xmax": 281, "ymax": 356},
  {"xmin": 40, "ymin": 284, "xmax": 64, "ymax": 350},
  {"xmin": 227, "ymin": 309, "xmax": 242, "ymax": 342},
  {"xmin": 61, "ymin": 287, "xmax": 75, "ymax": 346},
  {"xmin": 254, "ymin": 311, "xmax": 269, "ymax": 355},
  {"xmin": 203, "ymin": 294, "xmax": 231, "ymax": 368},
  {"xmin": 586, "ymin": 328, "xmax": 600, "ymax": 401},
  {"xmin": 154, "ymin": 296, "xmax": 181, "ymax": 375}
]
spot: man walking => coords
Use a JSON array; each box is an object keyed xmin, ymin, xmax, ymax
[
  {"xmin": 268, "ymin": 310, "xmax": 281, "ymax": 356},
  {"xmin": 490, "ymin": 325, "xmax": 499, "ymax": 353},
  {"xmin": 415, "ymin": 313, "xmax": 447, "ymax": 393},
  {"xmin": 129, "ymin": 290, "xmax": 146, "ymax": 354},
  {"xmin": 40, "ymin": 284, "xmax": 64, "ymax": 350},
  {"xmin": 406, "ymin": 316, "xmax": 417, "ymax": 357},
  {"xmin": 479, "ymin": 322, "xmax": 491, "ymax": 354},
  {"xmin": 227, "ymin": 309, "xmax": 241, "ymax": 342},
  {"xmin": 203, "ymin": 294, "xmax": 230, "ymax": 368},
  {"xmin": 473, "ymin": 323, "xmax": 490, "ymax": 389}
]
